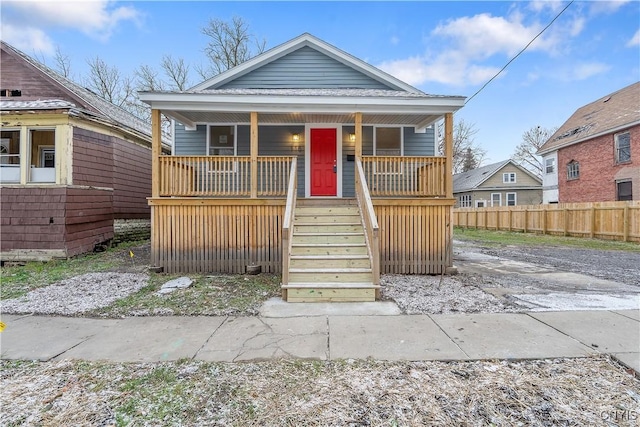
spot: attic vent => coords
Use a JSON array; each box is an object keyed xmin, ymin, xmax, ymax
[
  {"xmin": 603, "ymin": 96, "xmax": 611, "ymax": 103},
  {"xmin": 0, "ymin": 89, "xmax": 22, "ymax": 97}
]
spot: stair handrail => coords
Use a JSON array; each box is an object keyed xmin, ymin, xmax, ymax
[
  {"xmin": 355, "ymin": 158, "xmax": 380, "ymax": 291},
  {"xmin": 282, "ymin": 157, "xmax": 298, "ymax": 291}
]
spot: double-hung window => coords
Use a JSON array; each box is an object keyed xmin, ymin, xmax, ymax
[
  {"xmin": 566, "ymin": 161, "xmax": 579, "ymax": 180},
  {"xmin": 207, "ymin": 125, "xmax": 237, "ymax": 173},
  {"xmin": 503, "ymin": 172, "xmax": 516, "ymax": 183},
  {"xmin": 615, "ymin": 131, "xmax": 631, "ymax": 163},
  {"xmin": 491, "ymin": 193, "xmax": 502, "ymax": 207},
  {"xmin": 545, "ymin": 158, "xmax": 555, "ymax": 174},
  {"xmin": 506, "ymin": 192, "xmax": 517, "ymax": 206}
]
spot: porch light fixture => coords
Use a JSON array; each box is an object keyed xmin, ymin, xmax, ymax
[
  {"xmin": 349, "ymin": 133, "xmax": 356, "ymax": 142},
  {"xmin": 292, "ymin": 133, "xmax": 300, "ymax": 142}
]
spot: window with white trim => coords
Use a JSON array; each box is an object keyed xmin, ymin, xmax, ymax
[
  {"xmin": 503, "ymin": 172, "xmax": 516, "ymax": 183},
  {"xmin": 29, "ymin": 129, "xmax": 56, "ymax": 183},
  {"xmin": 459, "ymin": 194, "xmax": 471, "ymax": 208},
  {"xmin": 545, "ymin": 158, "xmax": 555, "ymax": 174},
  {"xmin": 615, "ymin": 131, "xmax": 631, "ymax": 163},
  {"xmin": 506, "ymin": 192, "xmax": 517, "ymax": 206},
  {"xmin": 374, "ymin": 127, "xmax": 402, "ymax": 156},
  {"xmin": 475, "ymin": 200, "xmax": 486, "ymax": 208},
  {"xmin": 207, "ymin": 125, "xmax": 236, "ymax": 172},
  {"xmin": 491, "ymin": 193, "xmax": 501, "ymax": 207},
  {"xmin": 566, "ymin": 161, "xmax": 579, "ymax": 180},
  {"xmin": 0, "ymin": 130, "xmax": 20, "ymax": 183}
]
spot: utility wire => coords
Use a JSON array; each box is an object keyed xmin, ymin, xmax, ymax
[{"xmin": 465, "ymin": 0, "xmax": 574, "ymax": 105}]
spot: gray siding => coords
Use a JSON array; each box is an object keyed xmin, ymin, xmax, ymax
[
  {"xmin": 255, "ymin": 125, "xmax": 305, "ymax": 196},
  {"xmin": 174, "ymin": 123, "xmax": 206, "ymax": 155},
  {"xmin": 216, "ymin": 46, "xmax": 392, "ymax": 90},
  {"xmin": 404, "ymin": 127, "xmax": 435, "ymax": 156}
]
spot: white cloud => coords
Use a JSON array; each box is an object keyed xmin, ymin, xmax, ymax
[
  {"xmin": 554, "ymin": 62, "xmax": 611, "ymax": 81},
  {"xmin": 589, "ymin": 0, "xmax": 631, "ymax": 15},
  {"xmin": 627, "ymin": 29, "xmax": 640, "ymax": 47},
  {"xmin": 529, "ymin": 0, "xmax": 565, "ymax": 13},
  {"xmin": 1, "ymin": 1, "xmax": 141, "ymax": 43},
  {"xmin": 378, "ymin": 12, "xmax": 552, "ymax": 87},
  {"xmin": 0, "ymin": 23, "xmax": 55, "ymax": 54}
]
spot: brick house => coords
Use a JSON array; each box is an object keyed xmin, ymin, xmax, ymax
[
  {"xmin": 0, "ymin": 41, "xmax": 168, "ymax": 261},
  {"xmin": 538, "ymin": 82, "xmax": 640, "ymax": 203}
]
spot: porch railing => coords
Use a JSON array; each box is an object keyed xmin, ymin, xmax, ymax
[
  {"xmin": 361, "ymin": 156, "xmax": 446, "ymax": 197},
  {"xmin": 281, "ymin": 157, "xmax": 298, "ymax": 294},
  {"xmin": 158, "ymin": 155, "xmax": 295, "ymax": 197},
  {"xmin": 355, "ymin": 158, "xmax": 380, "ymax": 293}
]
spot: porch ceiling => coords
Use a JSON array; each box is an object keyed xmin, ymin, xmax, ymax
[{"xmin": 163, "ymin": 111, "xmax": 444, "ymax": 128}]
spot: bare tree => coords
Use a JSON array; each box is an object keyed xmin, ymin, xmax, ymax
[
  {"xmin": 512, "ymin": 125, "xmax": 558, "ymax": 177},
  {"xmin": 53, "ymin": 46, "xmax": 72, "ymax": 78},
  {"xmin": 200, "ymin": 16, "xmax": 266, "ymax": 77},
  {"xmin": 161, "ymin": 55, "xmax": 191, "ymax": 91},
  {"xmin": 438, "ymin": 119, "xmax": 487, "ymax": 174},
  {"xmin": 85, "ymin": 56, "xmax": 136, "ymax": 109}
]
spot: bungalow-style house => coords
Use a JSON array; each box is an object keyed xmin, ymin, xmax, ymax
[
  {"xmin": 139, "ymin": 33, "xmax": 465, "ymax": 302},
  {"xmin": 453, "ymin": 160, "xmax": 542, "ymax": 208},
  {"xmin": 0, "ymin": 41, "xmax": 168, "ymax": 261},
  {"xmin": 538, "ymin": 81, "xmax": 639, "ymax": 203}
]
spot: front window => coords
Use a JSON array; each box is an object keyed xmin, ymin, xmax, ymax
[
  {"xmin": 0, "ymin": 128, "xmax": 56, "ymax": 183},
  {"xmin": 545, "ymin": 158, "xmax": 555, "ymax": 174},
  {"xmin": 0, "ymin": 130, "xmax": 21, "ymax": 183},
  {"xmin": 491, "ymin": 193, "xmax": 501, "ymax": 207},
  {"xmin": 374, "ymin": 127, "xmax": 402, "ymax": 156},
  {"xmin": 615, "ymin": 132, "xmax": 631, "ymax": 163},
  {"xmin": 506, "ymin": 192, "xmax": 517, "ymax": 206},
  {"xmin": 617, "ymin": 180, "xmax": 632, "ymax": 201},
  {"xmin": 503, "ymin": 172, "xmax": 516, "ymax": 183},
  {"xmin": 567, "ymin": 161, "xmax": 579, "ymax": 180},
  {"xmin": 207, "ymin": 125, "xmax": 237, "ymax": 172},
  {"xmin": 459, "ymin": 194, "xmax": 471, "ymax": 208}
]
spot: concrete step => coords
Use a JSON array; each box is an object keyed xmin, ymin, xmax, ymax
[{"xmin": 284, "ymin": 286, "xmax": 376, "ymax": 302}]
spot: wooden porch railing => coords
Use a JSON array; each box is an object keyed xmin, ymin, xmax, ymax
[
  {"xmin": 361, "ymin": 156, "xmax": 446, "ymax": 197},
  {"xmin": 158, "ymin": 156, "xmax": 295, "ymax": 197},
  {"xmin": 281, "ymin": 157, "xmax": 298, "ymax": 296},
  {"xmin": 355, "ymin": 158, "xmax": 380, "ymax": 294}
]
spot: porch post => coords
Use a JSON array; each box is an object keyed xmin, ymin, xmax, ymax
[
  {"xmin": 250, "ymin": 111, "xmax": 258, "ymax": 198},
  {"xmin": 444, "ymin": 113, "xmax": 454, "ymax": 199},
  {"xmin": 355, "ymin": 112, "xmax": 362, "ymax": 158},
  {"xmin": 151, "ymin": 109, "xmax": 162, "ymax": 198}
]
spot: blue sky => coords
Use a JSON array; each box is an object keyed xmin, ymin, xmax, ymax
[{"xmin": 2, "ymin": 1, "xmax": 639, "ymax": 163}]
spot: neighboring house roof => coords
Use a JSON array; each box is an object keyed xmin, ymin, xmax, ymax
[
  {"xmin": 139, "ymin": 33, "xmax": 465, "ymax": 131},
  {"xmin": 538, "ymin": 81, "xmax": 640, "ymax": 155},
  {"xmin": 0, "ymin": 41, "xmax": 170, "ymax": 149},
  {"xmin": 453, "ymin": 160, "xmax": 542, "ymax": 193}
]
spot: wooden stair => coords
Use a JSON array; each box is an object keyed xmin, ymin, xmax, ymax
[{"xmin": 283, "ymin": 199, "xmax": 379, "ymax": 302}]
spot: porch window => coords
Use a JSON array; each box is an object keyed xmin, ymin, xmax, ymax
[
  {"xmin": 491, "ymin": 193, "xmax": 501, "ymax": 207},
  {"xmin": 506, "ymin": 192, "xmax": 517, "ymax": 206},
  {"xmin": 0, "ymin": 130, "xmax": 20, "ymax": 183},
  {"xmin": 615, "ymin": 131, "xmax": 631, "ymax": 163},
  {"xmin": 475, "ymin": 200, "xmax": 486, "ymax": 208},
  {"xmin": 207, "ymin": 125, "xmax": 236, "ymax": 172},
  {"xmin": 29, "ymin": 129, "xmax": 56, "ymax": 182},
  {"xmin": 374, "ymin": 127, "xmax": 402, "ymax": 156}
]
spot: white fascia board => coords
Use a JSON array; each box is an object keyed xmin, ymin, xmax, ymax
[
  {"xmin": 165, "ymin": 110, "xmax": 196, "ymax": 129},
  {"xmin": 141, "ymin": 93, "xmax": 466, "ymax": 114},
  {"xmin": 537, "ymin": 119, "xmax": 640, "ymax": 155}
]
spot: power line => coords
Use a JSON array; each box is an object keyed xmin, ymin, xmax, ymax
[{"xmin": 465, "ymin": 0, "xmax": 574, "ymax": 105}]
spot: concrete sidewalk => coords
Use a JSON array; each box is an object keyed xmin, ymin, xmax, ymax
[{"xmin": 1, "ymin": 309, "xmax": 638, "ymax": 373}]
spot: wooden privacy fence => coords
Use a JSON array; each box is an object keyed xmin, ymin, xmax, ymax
[
  {"xmin": 158, "ymin": 155, "xmax": 294, "ymax": 197},
  {"xmin": 453, "ymin": 201, "xmax": 640, "ymax": 242},
  {"xmin": 361, "ymin": 156, "xmax": 446, "ymax": 197}
]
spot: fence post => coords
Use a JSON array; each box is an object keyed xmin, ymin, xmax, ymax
[
  {"xmin": 623, "ymin": 205, "xmax": 629, "ymax": 242},
  {"xmin": 590, "ymin": 206, "xmax": 596, "ymax": 239},
  {"xmin": 524, "ymin": 208, "xmax": 528, "ymax": 233},
  {"xmin": 496, "ymin": 209, "xmax": 500, "ymax": 230},
  {"xmin": 508, "ymin": 209, "xmax": 512, "ymax": 232},
  {"xmin": 563, "ymin": 209, "xmax": 569, "ymax": 237},
  {"xmin": 542, "ymin": 205, "xmax": 548, "ymax": 235}
]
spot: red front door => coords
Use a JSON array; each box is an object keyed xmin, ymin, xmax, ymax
[{"xmin": 310, "ymin": 128, "xmax": 337, "ymax": 196}]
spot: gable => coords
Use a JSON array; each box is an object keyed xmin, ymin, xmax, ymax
[
  {"xmin": 0, "ymin": 48, "xmax": 87, "ymax": 107},
  {"xmin": 478, "ymin": 164, "xmax": 541, "ymax": 188},
  {"xmin": 213, "ymin": 46, "xmax": 392, "ymax": 90}
]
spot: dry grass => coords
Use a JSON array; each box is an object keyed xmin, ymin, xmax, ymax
[{"xmin": 2, "ymin": 356, "xmax": 639, "ymax": 426}]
